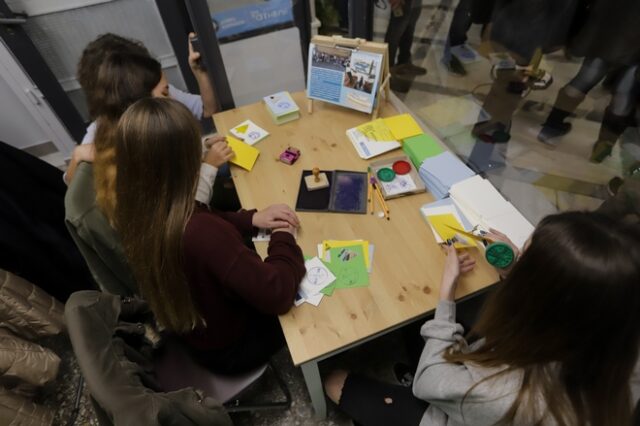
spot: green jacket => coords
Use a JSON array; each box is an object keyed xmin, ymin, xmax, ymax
[
  {"xmin": 65, "ymin": 290, "xmax": 232, "ymax": 426},
  {"xmin": 64, "ymin": 162, "xmax": 136, "ymax": 296}
]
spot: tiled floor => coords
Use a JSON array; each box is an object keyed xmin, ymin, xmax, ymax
[
  {"xmin": 44, "ymin": 326, "xmax": 416, "ymax": 425},
  {"xmin": 368, "ymin": 0, "xmax": 640, "ymax": 224}
]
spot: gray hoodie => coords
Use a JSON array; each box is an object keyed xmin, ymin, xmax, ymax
[{"xmin": 413, "ymin": 301, "xmax": 640, "ymax": 425}]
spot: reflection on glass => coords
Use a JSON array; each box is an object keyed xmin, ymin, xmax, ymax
[
  {"xmin": 207, "ymin": 0, "xmax": 295, "ymax": 42},
  {"xmin": 361, "ymin": 0, "xmax": 640, "ymax": 224}
]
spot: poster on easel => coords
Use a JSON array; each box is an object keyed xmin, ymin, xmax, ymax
[{"xmin": 306, "ymin": 36, "xmax": 387, "ymax": 115}]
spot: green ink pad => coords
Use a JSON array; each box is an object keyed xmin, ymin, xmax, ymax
[{"xmin": 485, "ymin": 242, "xmax": 515, "ymax": 268}]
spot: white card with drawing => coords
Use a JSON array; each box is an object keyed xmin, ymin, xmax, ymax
[
  {"xmin": 299, "ymin": 256, "xmax": 336, "ymax": 299},
  {"xmin": 230, "ymin": 120, "xmax": 269, "ymax": 145}
]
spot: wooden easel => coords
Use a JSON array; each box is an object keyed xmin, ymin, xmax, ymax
[{"xmin": 307, "ymin": 35, "xmax": 390, "ymax": 119}]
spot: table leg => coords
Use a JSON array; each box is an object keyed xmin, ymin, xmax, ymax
[{"xmin": 300, "ymin": 360, "xmax": 327, "ymax": 419}]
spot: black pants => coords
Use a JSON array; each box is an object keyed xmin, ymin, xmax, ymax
[
  {"xmin": 190, "ymin": 314, "xmax": 285, "ymax": 375},
  {"xmin": 449, "ymin": 0, "xmax": 473, "ymax": 47},
  {"xmin": 568, "ymin": 58, "xmax": 639, "ymax": 116},
  {"xmin": 338, "ymin": 374, "xmax": 428, "ymax": 426},
  {"xmin": 385, "ymin": 0, "xmax": 422, "ymax": 66}
]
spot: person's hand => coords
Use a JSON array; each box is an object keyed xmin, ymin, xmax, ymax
[
  {"xmin": 272, "ymin": 223, "xmax": 297, "ymax": 236},
  {"xmin": 440, "ymin": 245, "xmax": 476, "ymax": 301},
  {"xmin": 203, "ymin": 135, "xmax": 226, "ymax": 149},
  {"xmin": 65, "ymin": 143, "xmax": 96, "ymax": 184},
  {"xmin": 484, "ymin": 228, "xmax": 520, "ymax": 276},
  {"xmin": 252, "ymin": 204, "xmax": 300, "ymax": 229},
  {"xmin": 188, "ymin": 32, "xmax": 205, "ymax": 73},
  {"xmin": 73, "ymin": 143, "xmax": 95, "ymax": 164},
  {"xmin": 203, "ymin": 137, "xmax": 233, "ymax": 168},
  {"xmin": 484, "ymin": 228, "xmax": 519, "ymax": 256},
  {"xmin": 389, "ymin": 0, "xmax": 404, "ymax": 9}
]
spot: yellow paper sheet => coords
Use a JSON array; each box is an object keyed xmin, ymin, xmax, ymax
[
  {"xmin": 322, "ymin": 240, "xmax": 370, "ymax": 269},
  {"xmin": 356, "ymin": 119, "xmax": 396, "ymax": 142},
  {"xmin": 426, "ymin": 214, "xmax": 475, "ymax": 249},
  {"xmin": 227, "ymin": 135, "xmax": 260, "ymax": 171},
  {"xmin": 383, "ymin": 114, "xmax": 422, "ymax": 141}
]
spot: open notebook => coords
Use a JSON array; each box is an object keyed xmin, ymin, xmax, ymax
[{"xmin": 449, "ymin": 175, "xmax": 534, "ymax": 250}]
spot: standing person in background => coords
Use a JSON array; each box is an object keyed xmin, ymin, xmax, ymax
[
  {"xmin": 385, "ymin": 0, "xmax": 427, "ymax": 77},
  {"xmin": 537, "ymin": 0, "xmax": 640, "ymax": 163},
  {"xmin": 442, "ymin": 0, "xmax": 494, "ymax": 76}
]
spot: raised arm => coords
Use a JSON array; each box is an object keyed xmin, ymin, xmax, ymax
[{"xmin": 188, "ymin": 32, "xmax": 218, "ymax": 117}]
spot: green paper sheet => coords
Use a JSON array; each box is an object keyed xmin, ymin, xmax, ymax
[
  {"xmin": 402, "ymin": 134, "xmax": 444, "ymax": 168},
  {"xmin": 323, "ymin": 245, "xmax": 369, "ymax": 292}
]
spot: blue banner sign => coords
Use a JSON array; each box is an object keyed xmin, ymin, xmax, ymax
[{"xmin": 212, "ymin": 0, "xmax": 293, "ymax": 40}]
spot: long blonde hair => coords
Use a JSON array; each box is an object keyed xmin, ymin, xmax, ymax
[
  {"xmin": 90, "ymin": 51, "xmax": 162, "ymax": 219},
  {"xmin": 113, "ymin": 98, "xmax": 202, "ymax": 332}
]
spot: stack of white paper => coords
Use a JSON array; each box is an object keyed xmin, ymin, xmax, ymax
[
  {"xmin": 418, "ymin": 152, "xmax": 475, "ymax": 199},
  {"xmin": 449, "ymin": 175, "xmax": 534, "ymax": 249}
]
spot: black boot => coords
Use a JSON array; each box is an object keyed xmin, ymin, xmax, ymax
[
  {"xmin": 538, "ymin": 86, "xmax": 585, "ymax": 145},
  {"xmin": 590, "ymin": 108, "xmax": 629, "ymax": 163}
]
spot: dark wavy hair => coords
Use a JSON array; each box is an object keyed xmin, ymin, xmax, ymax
[{"xmin": 77, "ymin": 33, "xmax": 150, "ymax": 119}]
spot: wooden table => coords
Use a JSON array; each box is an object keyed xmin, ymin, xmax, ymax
[{"xmin": 213, "ymin": 92, "xmax": 498, "ymax": 418}]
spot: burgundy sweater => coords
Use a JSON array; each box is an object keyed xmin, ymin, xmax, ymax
[{"xmin": 181, "ymin": 206, "xmax": 305, "ymax": 351}]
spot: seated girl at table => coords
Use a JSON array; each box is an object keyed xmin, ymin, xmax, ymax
[
  {"xmin": 113, "ymin": 97, "xmax": 306, "ymax": 374},
  {"xmin": 65, "ymin": 32, "xmax": 229, "ymax": 201},
  {"xmin": 324, "ymin": 212, "xmax": 640, "ymax": 426},
  {"xmin": 68, "ymin": 48, "xmax": 231, "ymax": 218}
]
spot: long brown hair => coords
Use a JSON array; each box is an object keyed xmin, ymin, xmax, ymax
[
  {"xmin": 445, "ymin": 212, "xmax": 640, "ymax": 425},
  {"xmin": 91, "ymin": 51, "xmax": 161, "ymax": 220},
  {"xmin": 114, "ymin": 98, "xmax": 202, "ymax": 333}
]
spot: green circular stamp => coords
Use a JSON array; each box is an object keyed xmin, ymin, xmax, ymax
[
  {"xmin": 485, "ymin": 242, "xmax": 515, "ymax": 268},
  {"xmin": 377, "ymin": 167, "xmax": 396, "ymax": 182}
]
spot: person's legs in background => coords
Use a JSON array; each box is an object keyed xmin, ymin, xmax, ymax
[
  {"xmin": 443, "ymin": 0, "xmax": 474, "ymax": 76},
  {"xmin": 538, "ymin": 57, "xmax": 609, "ymax": 145},
  {"xmin": 396, "ymin": 0, "xmax": 427, "ymax": 75},
  {"xmin": 386, "ymin": 0, "xmax": 427, "ymax": 76},
  {"xmin": 590, "ymin": 64, "xmax": 639, "ymax": 162},
  {"xmin": 385, "ymin": 0, "xmax": 414, "ymax": 68}
]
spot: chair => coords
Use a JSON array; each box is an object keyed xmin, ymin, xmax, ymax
[
  {"xmin": 63, "ymin": 165, "xmax": 292, "ymax": 415},
  {"xmin": 154, "ymin": 339, "xmax": 291, "ymax": 412},
  {"xmin": 65, "ymin": 291, "xmax": 232, "ymax": 426}
]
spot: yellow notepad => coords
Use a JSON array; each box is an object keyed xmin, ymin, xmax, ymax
[
  {"xmin": 227, "ymin": 136, "xmax": 260, "ymax": 171},
  {"xmin": 426, "ymin": 214, "xmax": 475, "ymax": 249},
  {"xmin": 356, "ymin": 119, "xmax": 396, "ymax": 142},
  {"xmin": 383, "ymin": 114, "xmax": 422, "ymax": 141}
]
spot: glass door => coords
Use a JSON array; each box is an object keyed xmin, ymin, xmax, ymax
[
  {"xmin": 0, "ymin": 0, "xmax": 85, "ymax": 150},
  {"xmin": 184, "ymin": 0, "xmax": 312, "ymax": 108}
]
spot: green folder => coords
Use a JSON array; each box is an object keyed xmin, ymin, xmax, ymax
[{"xmin": 402, "ymin": 133, "xmax": 445, "ymax": 168}]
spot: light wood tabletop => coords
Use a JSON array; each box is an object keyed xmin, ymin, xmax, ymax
[{"xmin": 213, "ymin": 91, "xmax": 499, "ymax": 366}]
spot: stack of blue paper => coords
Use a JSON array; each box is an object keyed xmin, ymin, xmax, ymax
[{"xmin": 419, "ymin": 151, "xmax": 475, "ymax": 199}]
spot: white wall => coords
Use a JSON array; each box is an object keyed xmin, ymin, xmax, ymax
[{"xmin": 7, "ymin": 0, "xmax": 187, "ymax": 120}]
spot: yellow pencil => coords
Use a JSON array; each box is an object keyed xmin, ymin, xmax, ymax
[
  {"xmin": 373, "ymin": 182, "xmax": 390, "ymax": 216},
  {"xmin": 372, "ymin": 183, "xmax": 390, "ymax": 220}
]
